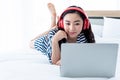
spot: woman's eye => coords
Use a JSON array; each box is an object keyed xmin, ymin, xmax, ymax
[
  {"xmin": 75, "ymin": 23, "xmax": 80, "ymax": 25},
  {"xmin": 65, "ymin": 23, "xmax": 70, "ymax": 25}
]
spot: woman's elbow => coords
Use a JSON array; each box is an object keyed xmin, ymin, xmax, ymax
[
  {"xmin": 51, "ymin": 60, "xmax": 61, "ymax": 66},
  {"xmin": 29, "ymin": 40, "xmax": 35, "ymax": 49}
]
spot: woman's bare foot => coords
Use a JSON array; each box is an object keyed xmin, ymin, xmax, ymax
[{"xmin": 47, "ymin": 3, "xmax": 56, "ymax": 28}]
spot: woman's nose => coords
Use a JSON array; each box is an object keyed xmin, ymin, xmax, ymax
[{"xmin": 69, "ymin": 24, "xmax": 75, "ymax": 31}]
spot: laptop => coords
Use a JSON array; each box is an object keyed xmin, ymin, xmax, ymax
[{"xmin": 60, "ymin": 43, "xmax": 118, "ymax": 78}]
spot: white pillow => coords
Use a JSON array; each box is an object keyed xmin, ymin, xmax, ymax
[
  {"xmin": 96, "ymin": 37, "xmax": 120, "ymax": 44},
  {"xmin": 91, "ymin": 24, "xmax": 103, "ymax": 37},
  {"xmin": 103, "ymin": 17, "xmax": 120, "ymax": 39}
]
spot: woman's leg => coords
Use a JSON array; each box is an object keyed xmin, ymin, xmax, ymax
[
  {"xmin": 30, "ymin": 3, "xmax": 57, "ymax": 49},
  {"xmin": 47, "ymin": 3, "xmax": 56, "ymax": 28}
]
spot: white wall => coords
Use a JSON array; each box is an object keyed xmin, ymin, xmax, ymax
[
  {"xmin": 0, "ymin": 0, "xmax": 120, "ymax": 52},
  {"xmin": 0, "ymin": 0, "xmax": 24, "ymax": 51}
]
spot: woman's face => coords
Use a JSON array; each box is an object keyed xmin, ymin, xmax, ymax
[{"xmin": 63, "ymin": 13, "xmax": 83, "ymax": 39}]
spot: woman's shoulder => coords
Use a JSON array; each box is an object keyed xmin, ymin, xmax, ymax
[
  {"xmin": 77, "ymin": 32, "xmax": 87, "ymax": 43},
  {"xmin": 78, "ymin": 32, "xmax": 85, "ymax": 37},
  {"xmin": 50, "ymin": 27, "xmax": 59, "ymax": 31},
  {"xmin": 49, "ymin": 27, "xmax": 59, "ymax": 35}
]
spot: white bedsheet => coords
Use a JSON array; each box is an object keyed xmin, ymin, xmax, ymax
[{"xmin": 0, "ymin": 39, "xmax": 120, "ymax": 80}]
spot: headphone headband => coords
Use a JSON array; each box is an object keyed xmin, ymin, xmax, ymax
[{"xmin": 64, "ymin": 7, "xmax": 87, "ymax": 17}]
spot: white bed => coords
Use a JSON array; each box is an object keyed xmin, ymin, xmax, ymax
[{"xmin": 0, "ymin": 11, "xmax": 120, "ymax": 80}]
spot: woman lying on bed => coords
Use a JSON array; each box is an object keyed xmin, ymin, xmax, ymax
[{"xmin": 30, "ymin": 3, "xmax": 95, "ymax": 66}]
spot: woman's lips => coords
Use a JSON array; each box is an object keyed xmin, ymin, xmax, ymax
[{"xmin": 69, "ymin": 32, "xmax": 76, "ymax": 35}]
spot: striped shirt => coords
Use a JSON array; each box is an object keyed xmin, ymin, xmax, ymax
[{"xmin": 34, "ymin": 28, "xmax": 87, "ymax": 62}]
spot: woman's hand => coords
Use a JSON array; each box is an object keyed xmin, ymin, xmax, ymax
[{"xmin": 52, "ymin": 30, "xmax": 67, "ymax": 42}]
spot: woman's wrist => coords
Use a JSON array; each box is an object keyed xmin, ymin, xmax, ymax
[
  {"xmin": 52, "ymin": 35, "xmax": 59, "ymax": 43},
  {"xmin": 52, "ymin": 38, "xmax": 59, "ymax": 46}
]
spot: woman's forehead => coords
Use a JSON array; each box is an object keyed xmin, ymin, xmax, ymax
[{"xmin": 63, "ymin": 13, "xmax": 83, "ymax": 21}]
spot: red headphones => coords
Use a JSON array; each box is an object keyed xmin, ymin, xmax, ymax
[{"xmin": 58, "ymin": 7, "xmax": 89, "ymax": 30}]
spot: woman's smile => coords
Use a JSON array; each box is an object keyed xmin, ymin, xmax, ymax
[{"xmin": 69, "ymin": 32, "xmax": 76, "ymax": 35}]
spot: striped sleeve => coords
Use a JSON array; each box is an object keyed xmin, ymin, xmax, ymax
[
  {"xmin": 34, "ymin": 35, "xmax": 48, "ymax": 55},
  {"xmin": 77, "ymin": 33, "xmax": 87, "ymax": 43},
  {"xmin": 34, "ymin": 28, "xmax": 59, "ymax": 61}
]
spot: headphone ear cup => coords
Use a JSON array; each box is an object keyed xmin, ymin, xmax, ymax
[
  {"xmin": 83, "ymin": 19, "xmax": 89, "ymax": 30},
  {"xmin": 59, "ymin": 19, "xmax": 64, "ymax": 28}
]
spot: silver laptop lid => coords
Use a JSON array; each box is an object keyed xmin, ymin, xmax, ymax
[{"xmin": 60, "ymin": 43, "xmax": 118, "ymax": 78}]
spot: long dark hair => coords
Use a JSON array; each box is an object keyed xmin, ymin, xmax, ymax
[{"xmin": 57, "ymin": 6, "xmax": 95, "ymax": 43}]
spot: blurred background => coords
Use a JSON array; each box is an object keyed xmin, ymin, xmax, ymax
[{"xmin": 0, "ymin": 0, "xmax": 120, "ymax": 53}]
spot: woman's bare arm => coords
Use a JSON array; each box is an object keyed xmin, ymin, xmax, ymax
[
  {"xmin": 51, "ymin": 36, "xmax": 61, "ymax": 64},
  {"xmin": 51, "ymin": 30, "xmax": 67, "ymax": 65},
  {"xmin": 29, "ymin": 30, "xmax": 49, "ymax": 49},
  {"xmin": 29, "ymin": 27, "xmax": 56, "ymax": 49}
]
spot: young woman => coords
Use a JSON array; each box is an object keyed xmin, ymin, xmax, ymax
[{"xmin": 30, "ymin": 3, "xmax": 95, "ymax": 66}]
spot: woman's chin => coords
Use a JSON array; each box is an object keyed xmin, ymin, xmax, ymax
[{"xmin": 69, "ymin": 35, "xmax": 77, "ymax": 39}]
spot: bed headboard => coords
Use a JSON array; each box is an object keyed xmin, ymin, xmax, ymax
[
  {"xmin": 85, "ymin": 10, "xmax": 120, "ymax": 25},
  {"xmin": 86, "ymin": 10, "xmax": 120, "ymax": 17}
]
